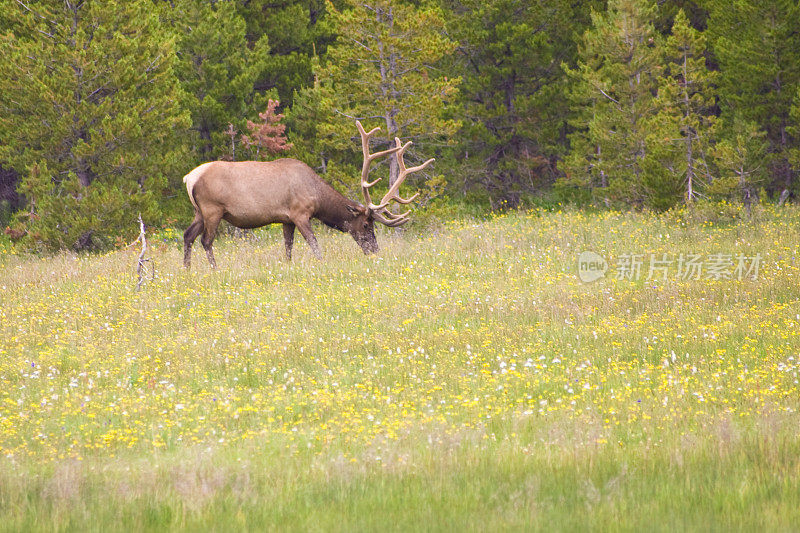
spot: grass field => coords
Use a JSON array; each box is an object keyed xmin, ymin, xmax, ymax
[{"xmin": 1, "ymin": 205, "xmax": 799, "ymax": 531}]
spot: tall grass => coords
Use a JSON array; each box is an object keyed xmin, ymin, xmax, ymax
[{"xmin": 1, "ymin": 205, "xmax": 799, "ymax": 531}]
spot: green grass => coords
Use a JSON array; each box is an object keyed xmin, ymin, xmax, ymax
[{"xmin": 1, "ymin": 205, "xmax": 799, "ymax": 531}]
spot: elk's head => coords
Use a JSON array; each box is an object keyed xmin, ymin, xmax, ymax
[
  {"xmin": 353, "ymin": 120, "xmax": 434, "ymax": 254},
  {"xmin": 345, "ymin": 204, "xmax": 378, "ymax": 254}
]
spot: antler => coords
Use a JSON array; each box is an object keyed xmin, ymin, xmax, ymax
[
  {"xmin": 357, "ymin": 120, "xmax": 434, "ymax": 227},
  {"xmin": 358, "ymin": 120, "xmax": 402, "ymax": 209}
]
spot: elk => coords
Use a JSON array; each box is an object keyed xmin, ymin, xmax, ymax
[{"xmin": 182, "ymin": 121, "xmax": 434, "ymax": 268}]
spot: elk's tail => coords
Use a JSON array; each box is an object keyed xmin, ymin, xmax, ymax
[{"xmin": 183, "ymin": 163, "xmax": 211, "ymax": 212}]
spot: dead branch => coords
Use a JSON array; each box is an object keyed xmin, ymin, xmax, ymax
[{"xmin": 135, "ymin": 214, "xmax": 154, "ymax": 291}]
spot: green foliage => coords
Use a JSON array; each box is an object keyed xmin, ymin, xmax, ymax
[
  {"xmin": 167, "ymin": 0, "xmax": 272, "ymax": 163},
  {"xmin": 0, "ymin": 0, "xmax": 190, "ymax": 250},
  {"xmin": 644, "ymin": 9, "xmax": 717, "ymax": 208},
  {"xmin": 2, "ymin": 0, "xmax": 800, "ymax": 251},
  {"xmin": 447, "ymin": 0, "xmax": 594, "ymax": 205},
  {"xmin": 292, "ymin": 0, "xmax": 460, "ymax": 201},
  {"xmin": 707, "ymin": 0, "xmax": 800, "ymax": 197},
  {"xmin": 285, "ymin": 59, "xmax": 330, "ymax": 174},
  {"xmin": 790, "ymin": 86, "xmax": 800, "ymax": 176},
  {"xmin": 711, "ymin": 118, "xmax": 769, "ymax": 203},
  {"xmin": 237, "ymin": 0, "xmax": 335, "ymax": 107},
  {"xmin": 560, "ymin": 0, "xmax": 662, "ymax": 207},
  {"xmin": 650, "ymin": 0, "xmax": 708, "ymax": 34}
]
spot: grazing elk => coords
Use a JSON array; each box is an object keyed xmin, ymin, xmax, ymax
[{"xmin": 182, "ymin": 121, "xmax": 434, "ymax": 268}]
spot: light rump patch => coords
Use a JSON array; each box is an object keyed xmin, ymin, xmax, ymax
[{"xmin": 183, "ymin": 161, "xmax": 213, "ymax": 212}]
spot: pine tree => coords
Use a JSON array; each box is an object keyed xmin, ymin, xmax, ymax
[
  {"xmin": 0, "ymin": 0, "xmax": 190, "ymax": 250},
  {"xmin": 296, "ymin": 0, "xmax": 460, "ymax": 193},
  {"xmin": 707, "ymin": 0, "xmax": 800, "ymax": 201},
  {"xmin": 237, "ymin": 0, "xmax": 335, "ymax": 107},
  {"xmin": 167, "ymin": 0, "xmax": 272, "ymax": 162},
  {"xmin": 651, "ymin": 0, "xmax": 708, "ymax": 35},
  {"xmin": 789, "ymin": 87, "xmax": 800, "ymax": 187},
  {"xmin": 285, "ymin": 59, "xmax": 331, "ymax": 175},
  {"xmin": 644, "ymin": 9, "xmax": 717, "ymax": 207},
  {"xmin": 446, "ymin": 0, "xmax": 596, "ymax": 205},
  {"xmin": 560, "ymin": 0, "xmax": 662, "ymax": 207},
  {"xmin": 712, "ymin": 118, "xmax": 768, "ymax": 211}
]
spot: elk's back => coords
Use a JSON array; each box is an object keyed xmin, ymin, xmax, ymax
[{"xmin": 186, "ymin": 159, "xmax": 325, "ymax": 228}]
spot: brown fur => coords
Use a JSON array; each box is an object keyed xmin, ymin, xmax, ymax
[{"xmin": 183, "ymin": 159, "xmax": 378, "ymax": 268}]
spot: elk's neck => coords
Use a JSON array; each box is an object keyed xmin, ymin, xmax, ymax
[{"xmin": 314, "ymin": 194, "xmax": 358, "ymax": 232}]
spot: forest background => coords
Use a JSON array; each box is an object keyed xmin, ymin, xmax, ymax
[{"xmin": 1, "ymin": 0, "xmax": 799, "ymax": 250}]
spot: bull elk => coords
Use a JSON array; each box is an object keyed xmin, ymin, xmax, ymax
[{"xmin": 182, "ymin": 121, "xmax": 433, "ymax": 268}]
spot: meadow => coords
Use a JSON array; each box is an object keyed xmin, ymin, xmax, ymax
[{"xmin": 1, "ymin": 205, "xmax": 799, "ymax": 531}]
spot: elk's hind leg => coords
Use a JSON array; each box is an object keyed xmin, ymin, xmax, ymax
[
  {"xmin": 282, "ymin": 223, "xmax": 295, "ymax": 261},
  {"xmin": 183, "ymin": 213, "xmax": 205, "ymax": 269},
  {"xmin": 200, "ymin": 208, "xmax": 224, "ymax": 269}
]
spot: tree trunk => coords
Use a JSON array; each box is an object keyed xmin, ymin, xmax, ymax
[
  {"xmin": 376, "ymin": 5, "xmax": 400, "ymax": 188},
  {"xmin": 740, "ymin": 165, "xmax": 752, "ymax": 216},
  {"xmin": 775, "ymin": 67, "xmax": 793, "ymax": 204},
  {"xmin": 684, "ymin": 50, "xmax": 695, "ymax": 204}
]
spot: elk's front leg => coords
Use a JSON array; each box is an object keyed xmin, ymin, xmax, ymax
[
  {"xmin": 294, "ymin": 218, "xmax": 322, "ymax": 259},
  {"xmin": 282, "ymin": 223, "xmax": 296, "ymax": 261}
]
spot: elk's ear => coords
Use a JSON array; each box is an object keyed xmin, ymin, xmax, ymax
[{"xmin": 346, "ymin": 205, "xmax": 366, "ymax": 217}]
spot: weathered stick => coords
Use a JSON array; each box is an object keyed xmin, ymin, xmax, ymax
[{"xmin": 135, "ymin": 214, "xmax": 152, "ymax": 291}]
